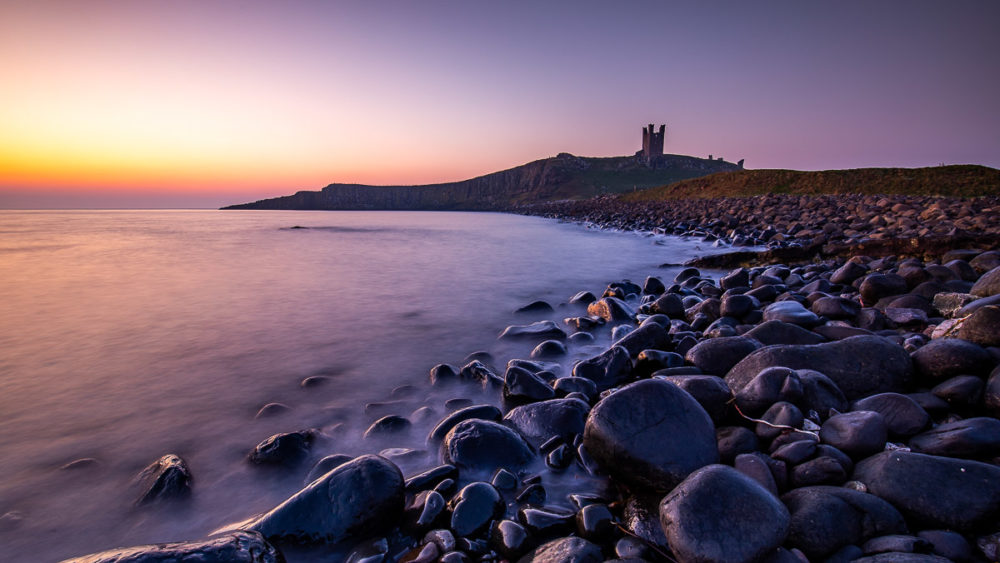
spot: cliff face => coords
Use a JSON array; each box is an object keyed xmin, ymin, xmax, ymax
[{"xmin": 223, "ymin": 153, "xmax": 741, "ymax": 211}]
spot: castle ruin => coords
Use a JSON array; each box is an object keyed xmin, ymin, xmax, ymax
[{"xmin": 640, "ymin": 123, "xmax": 666, "ymax": 160}]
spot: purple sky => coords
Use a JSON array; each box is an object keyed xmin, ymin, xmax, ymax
[{"xmin": 2, "ymin": 0, "xmax": 998, "ymax": 208}]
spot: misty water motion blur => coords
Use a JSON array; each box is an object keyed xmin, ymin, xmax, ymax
[{"xmin": 0, "ymin": 209, "xmax": 719, "ymax": 562}]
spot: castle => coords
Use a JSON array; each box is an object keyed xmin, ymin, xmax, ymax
[{"xmin": 640, "ymin": 123, "xmax": 666, "ymax": 159}]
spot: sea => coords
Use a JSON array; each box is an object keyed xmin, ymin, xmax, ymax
[{"xmin": 0, "ymin": 209, "xmax": 721, "ymax": 562}]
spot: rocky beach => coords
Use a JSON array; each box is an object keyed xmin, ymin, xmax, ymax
[{"xmin": 65, "ymin": 192, "xmax": 1000, "ymax": 563}]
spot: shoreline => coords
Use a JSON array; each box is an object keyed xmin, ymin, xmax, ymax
[{"xmin": 66, "ymin": 195, "xmax": 1000, "ymax": 563}]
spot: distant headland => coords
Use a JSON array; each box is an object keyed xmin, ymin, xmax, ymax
[{"xmin": 221, "ymin": 124, "xmax": 744, "ymax": 210}]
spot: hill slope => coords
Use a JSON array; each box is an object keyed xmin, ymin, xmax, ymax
[
  {"xmin": 223, "ymin": 153, "xmax": 740, "ymax": 210},
  {"xmin": 621, "ymin": 165, "xmax": 1000, "ymax": 202}
]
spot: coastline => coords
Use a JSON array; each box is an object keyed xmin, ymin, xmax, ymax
[{"xmin": 64, "ymin": 195, "xmax": 1000, "ymax": 563}]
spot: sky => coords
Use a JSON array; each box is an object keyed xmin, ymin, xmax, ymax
[{"xmin": 1, "ymin": 0, "xmax": 998, "ymax": 208}]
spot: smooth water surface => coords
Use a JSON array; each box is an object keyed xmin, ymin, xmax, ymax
[{"xmin": 0, "ymin": 210, "xmax": 718, "ymax": 562}]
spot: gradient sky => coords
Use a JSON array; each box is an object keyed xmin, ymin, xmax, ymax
[{"xmin": 1, "ymin": 0, "xmax": 998, "ymax": 208}]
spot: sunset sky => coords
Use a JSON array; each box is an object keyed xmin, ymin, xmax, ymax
[{"xmin": 2, "ymin": 1, "xmax": 998, "ymax": 208}]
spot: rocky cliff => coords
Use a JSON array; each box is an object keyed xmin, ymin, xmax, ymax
[{"xmin": 222, "ymin": 153, "xmax": 741, "ymax": 210}]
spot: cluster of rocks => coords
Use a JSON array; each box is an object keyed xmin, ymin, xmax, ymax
[
  {"xmin": 67, "ymin": 242, "xmax": 1000, "ymax": 562},
  {"xmin": 523, "ymin": 194, "xmax": 1000, "ymax": 251}
]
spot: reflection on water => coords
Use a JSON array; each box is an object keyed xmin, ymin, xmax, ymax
[{"xmin": 0, "ymin": 210, "xmax": 714, "ymax": 562}]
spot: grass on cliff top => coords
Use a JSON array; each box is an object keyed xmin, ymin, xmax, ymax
[{"xmin": 621, "ymin": 165, "xmax": 1000, "ymax": 202}]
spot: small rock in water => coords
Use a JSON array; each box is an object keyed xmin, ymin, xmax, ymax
[
  {"xmin": 364, "ymin": 415, "xmax": 412, "ymax": 439},
  {"xmin": 515, "ymin": 300, "xmax": 554, "ymax": 314},
  {"xmin": 134, "ymin": 454, "xmax": 192, "ymax": 506},
  {"xmin": 248, "ymin": 430, "xmax": 314, "ymax": 467},
  {"xmin": 255, "ymin": 402, "xmax": 290, "ymax": 418},
  {"xmin": 448, "ymin": 482, "xmax": 504, "ymax": 538}
]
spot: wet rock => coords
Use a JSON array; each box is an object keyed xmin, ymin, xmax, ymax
[
  {"xmin": 885, "ymin": 307, "xmax": 929, "ymax": 327},
  {"xmin": 909, "ymin": 417, "xmax": 1000, "ymax": 458},
  {"xmin": 912, "ymin": 338, "xmax": 993, "ymax": 381},
  {"xmin": 798, "ymin": 369, "xmax": 849, "ymax": 415},
  {"xmin": 721, "ymin": 268, "xmax": 751, "ymax": 290},
  {"xmin": 612, "ymin": 322, "xmax": 670, "ymax": 357},
  {"xmin": 404, "ymin": 464, "xmax": 458, "ymax": 493},
  {"xmin": 659, "ymin": 464, "xmax": 789, "ymax": 563},
  {"xmin": 820, "ymin": 411, "xmax": 887, "ymax": 460},
  {"xmin": 583, "ymin": 379, "xmax": 717, "ymax": 491},
  {"xmin": 812, "ymin": 296, "xmax": 862, "ymax": 320},
  {"xmin": 781, "ymin": 486, "xmax": 908, "ymax": 559},
  {"xmin": 517, "ymin": 507, "xmax": 574, "ymax": 540},
  {"xmin": 364, "ymin": 415, "xmax": 411, "ymax": 439},
  {"xmin": 643, "ymin": 276, "xmax": 666, "ymax": 295},
  {"xmin": 851, "ymin": 393, "xmax": 929, "ymax": 438},
  {"xmin": 134, "ymin": 454, "xmax": 192, "ymax": 506},
  {"xmin": 503, "ymin": 366, "xmax": 556, "ymax": 403},
  {"xmin": 734, "ymin": 452, "xmax": 780, "ymax": 496},
  {"xmin": 503, "ymin": 397, "xmax": 589, "ymax": 447},
  {"xmin": 763, "ymin": 300, "xmax": 821, "ymax": 327},
  {"xmin": 932, "ymin": 375, "xmax": 984, "ymax": 407},
  {"xmin": 516, "ymin": 536, "xmax": 603, "ymax": 563},
  {"xmin": 516, "ymin": 300, "xmax": 554, "ymax": 314},
  {"xmin": 790, "ymin": 455, "xmax": 848, "ymax": 487},
  {"xmin": 572, "ymin": 345, "xmax": 632, "ymax": 391},
  {"xmin": 551, "ymin": 376, "xmax": 597, "ymax": 400},
  {"xmin": 569, "ymin": 291, "xmax": 597, "ymax": 305},
  {"xmin": 427, "ymin": 405, "xmax": 502, "ymax": 444},
  {"xmin": 862, "ymin": 534, "xmax": 932, "ymax": 555},
  {"xmin": 448, "ymin": 482, "xmax": 504, "ymax": 538},
  {"xmin": 831, "ymin": 261, "xmax": 869, "ymax": 285},
  {"xmin": 305, "ymin": 454, "xmax": 354, "ymax": 485},
  {"xmin": 685, "ymin": 336, "xmax": 762, "ymax": 376},
  {"xmin": 720, "ymin": 293, "xmax": 758, "ymax": 318},
  {"xmin": 647, "ymin": 293, "xmax": 686, "ymax": 318},
  {"xmin": 744, "ymin": 320, "xmax": 826, "ymax": 346},
  {"xmin": 575, "ymin": 503, "xmax": 615, "ymax": 542},
  {"xmin": 442, "ymin": 419, "xmax": 535, "ymax": 473},
  {"xmin": 459, "ymin": 360, "xmax": 504, "ymax": 388},
  {"xmin": 756, "ymin": 401, "xmax": 804, "ymax": 441},
  {"xmin": 587, "ymin": 297, "xmax": 635, "ymax": 323},
  {"xmin": 530, "ymin": 340, "xmax": 567, "ymax": 359},
  {"xmin": 499, "ymin": 321, "xmax": 567, "ymax": 341},
  {"xmin": 661, "ymin": 375, "xmax": 732, "ymax": 424},
  {"xmin": 62, "ymin": 531, "xmax": 282, "ymax": 563},
  {"xmin": 249, "ymin": 454, "xmax": 404, "ymax": 544},
  {"xmin": 490, "ymin": 519, "xmax": 530, "ymax": 560},
  {"xmin": 860, "ymin": 273, "xmax": 909, "ymax": 305},
  {"xmin": 345, "ymin": 537, "xmax": 389, "ymax": 563},
  {"xmin": 726, "ymin": 335, "xmax": 914, "ymax": 400},
  {"xmin": 971, "ymin": 265, "xmax": 1000, "ymax": 297},
  {"xmin": 917, "ymin": 530, "xmax": 974, "ymax": 562},
  {"xmin": 248, "ymin": 431, "xmax": 314, "ymax": 467},
  {"xmin": 255, "ymin": 403, "xmax": 291, "ymax": 419},
  {"xmin": 717, "ymin": 426, "xmax": 759, "ymax": 464},
  {"xmin": 958, "ymin": 305, "xmax": 1000, "ymax": 347},
  {"xmin": 734, "ymin": 366, "xmax": 803, "ymax": 417},
  {"xmin": 515, "ymin": 483, "xmax": 546, "ymax": 505},
  {"xmin": 771, "ymin": 438, "xmax": 817, "ymax": 465},
  {"xmin": 853, "ymin": 451, "xmax": 1000, "ymax": 531}
]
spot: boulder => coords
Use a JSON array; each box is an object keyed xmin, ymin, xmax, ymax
[
  {"xmin": 851, "ymin": 393, "xmax": 929, "ymax": 438},
  {"xmin": 684, "ymin": 336, "xmax": 762, "ymax": 376},
  {"xmin": 612, "ymin": 322, "xmax": 670, "ymax": 357},
  {"xmin": 248, "ymin": 431, "xmax": 314, "ymax": 467},
  {"xmin": 819, "ymin": 411, "xmax": 888, "ymax": 460},
  {"xmin": 61, "ymin": 531, "xmax": 282, "ymax": 563},
  {"xmin": 971, "ymin": 266, "xmax": 1000, "ymax": 297},
  {"xmin": 442, "ymin": 419, "xmax": 535, "ymax": 473},
  {"xmin": 448, "ymin": 482, "xmax": 504, "ymax": 538},
  {"xmin": 587, "ymin": 297, "xmax": 635, "ymax": 323},
  {"xmin": 499, "ymin": 321, "xmax": 567, "ymax": 341},
  {"xmin": 134, "ymin": 454, "xmax": 192, "ymax": 506},
  {"xmin": 911, "ymin": 338, "xmax": 993, "ymax": 380},
  {"xmin": 249, "ymin": 455, "xmax": 404, "ymax": 544},
  {"xmin": 583, "ymin": 379, "xmax": 717, "ymax": 491},
  {"xmin": 763, "ymin": 301, "xmax": 821, "ymax": 327},
  {"xmin": 909, "ymin": 417, "xmax": 1000, "ymax": 458},
  {"xmin": 659, "ymin": 464, "xmax": 789, "ymax": 563},
  {"xmin": 726, "ymin": 336, "xmax": 914, "ymax": 400},
  {"xmin": 958, "ymin": 305, "xmax": 1000, "ymax": 347},
  {"xmin": 516, "ymin": 537, "xmax": 603, "ymax": 563},
  {"xmin": 502, "ymin": 398, "xmax": 589, "ymax": 447},
  {"xmin": 853, "ymin": 451, "xmax": 1000, "ymax": 531},
  {"xmin": 426, "ymin": 404, "xmax": 502, "ymax": 444},
  {"xmin": 572, "ymin": 345, "xmax": 632, "ymax": 391}
]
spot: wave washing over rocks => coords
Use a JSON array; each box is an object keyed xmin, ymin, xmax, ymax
[{"xmin": 64, "ymin": 195, "xmax": 1000, "ymax": 563}]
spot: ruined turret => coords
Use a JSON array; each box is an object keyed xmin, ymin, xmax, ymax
[{"xmin": 640, "ymin": 123, "xmax": 666, "ymax": 162}]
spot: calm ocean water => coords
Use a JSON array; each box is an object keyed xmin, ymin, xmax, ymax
[{"xmin": 0, "ymin": 210, "xmax": 718, "ymax": 562}]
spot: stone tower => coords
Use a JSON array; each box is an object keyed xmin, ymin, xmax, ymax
[{"xmin": 641, "ymin": 123, "xmax": 666, "ymax": 160}]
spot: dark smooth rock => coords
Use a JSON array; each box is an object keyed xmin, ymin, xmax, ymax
[
  {"xmin": 448, "ymin": 482, "xmax": 504, "ymax": 538},
  {"xmin": 721, "ymin": 268, "xmax": 751, "ymax": 290},
  {"xmin": 134, "ymin": 454, "xmax": 192, "ymax": 506},
  {"xmin": 404, "ymin": 489, "xmax": 447, "ymax": 531},
  {"xmin": 643, "ymin": 276, "xmax": 666, "ymax": 295},
  {"xmin": 852, "ymin": 393, "xmax": 929, "ymax": 438},
  {"xmin": 971, "ymin": 251, "xmax": 1000, "ymax": 274},
  {"xmin": 490, "ymin": 519, "xmax": 531, "ymax": 560},
  {"xmin": 530, "ymin": 340, "xmax": 567, "ymax": 359},
  {"xmin": 781, "ymin": 486, "xmax": 907, "ymax": 559},
  {"xmin": 797, "ymin": 369, "xmax": 849, "ymax": 415},
  {"xmin": 986, "ymin": 365, "xmax": 1000, "ymax": 417},
  {"xmin": 517, "ymin": 507, "xmax": 574, "ymax": 540},
  {"xmin": 647, "ymin": 293, "xmax": 685, "ymax": 318},
  {"xmin": 909, "ymin": 417, "xmax": 1000, "ymax": 458},
  {"xmin": 572, "ymin": 345, "xmax": 632, "ymax": 391},
  {"xmin": 812, "ymin": 324, "xmax": 874, "ymax": 341},
  {"xmin": 932, "ymin": 375, "xmax": 984, "ymax": 407},
  {"xmin": 306, "ymin": 454, "xmax": 354, "ymax": 485},
  {"xmin": 427, "ymin": 405, "xmax": 502, "ymax": 445},
  {"xmin": 853, "ymin": 451, "xmax": 1000, "ymax": 531},
  {"xmin": 911, "ymin": 338, "xmax": 993, "ymax": 380},
  {"xmin": 659, "ymin": 464, "xmax": 789, "ymax": 563},
  {"xmin": 516, "ymin": 537, "xmax": 603, "ymax": 563},
  {"xmin": 789, "ymin": 455, "xmax": 848, "ymax": 487},
  {"xmin": 771, "ymin": 439, "xmax": 817, "ymax": 465},
  {"xmin": 685, "ymin": 336, "xmax": 762, "ymax": 376},
  {"xmin": 971, "ymin": 266, "xmax": 1000, "ymax": 297},
  {"xmin": 345, "ymin": 537, "xmax": 389, "ymax": 562},
  {"xmin": 661, "ymin": 375, "xmax": 732, "ymax": 424},
  {"xmin": 459, "ymin": 360, "xmax": 504, "ymax": 388},
  {"xmin": 583, "ymin": 379, "xmax": 717, "ymax": 491},
  {"xmin": 633, "ymin": 349, "xmax": 684, "ymax": 377},
  {"xmin": 62, "ymin": 531, "xmax": 282, "ymax": 563},
  {"xmin": 569, "ymin": 291, "xmax": 597, "ymax": 305},
  {"xmin": 734, "ymin": 452, "xmax": 780, "ymax": 496},
  {"xmin": 551, "ymin": 376, "xmax": 597, "ymax": 400},
  {"xmin": 812, "ymin": 296, "xmax": 862, "ymax": 320},
  {"xmin": 763, "ymin": 300, "xmax": 821, "ymax": 327},
  {"xmin": 612, "ymin": 322, "xmax": 670, "ymax": 357},
  {"xmin": 249, "ymin": 454, "xmax": 404, "ymax": 544},
  {"xmin": 717, "ymin": 426, "xmax": 759, "ymax": 464},
  {"xmin": 916, "ymin": 530, "xmax": 974, "ymax": 562},
  {"xmin": 255, "ymin": 403, "xmax": 290, "ymax": 419},
  {"xmin": 621, "ymin": 495, "xmax": 670, "ymax": 552},
  {"xmin": 745, "ymin": 320, "xmax": 827, "ymax": 346},
  {"xmin": 860, "ymin": 273, "xmax": 909, "ymax": 306},
  {"xmin": 364, "ymin": 415, "xmax": 411, "ymax": 439},
  {"xmin": 726, "ymin": 336, "xmax": 914, "ymax": 400},
  {"xmin": 442, "ymin": 419, "xmax": 535, "ymax": 473},
  {"xmin": 515, "ymin": 300, "xmax": 554, "ymax": 314},
  {"xmin": 862, "ymin": 534, "xmax": 932, "ymax": 555},
  {"xmin": 575, "ymin": 503, "xmax": 615, "ymax": 541},
  {"xmin": 831, "ymin": 261, "xmax": 869, "ymax": 285},
  {"xmin": 958, "ymin": 305, "xmax": 1000, "ymax": 347},
  {"xmin": 248, "ymin": 431, "xmax": 314, "ymax": 467},
  {"xmin": 503, "ymin": 366, "xmax": 556, "ymax": 403},
  {"xmin": 587, "ymin": 297, "xmax": 635, "ymax": 323},
  {"xmin": 499, "ymin": 321, "xmax": 567, "ymax": 341},
  {"xmin": 720, "ymin": 293, "xmax": 757, "ymax": 318},
  {"xmin": 515, "ymin": 483, "xmax": 546, "ymax": 505},
  {"xmin": 503, "ymin": 398, "xmax": 589, "ymax": 447},
  {"xmin": 404, "ymin": 464, "xmax": 458, "ymax": 493},
  {"xmin": 756, "ymin": 401, "xmax": 804, "ymax": 441},
  {"xmin": 734, "ymin": 366, "xmax": 802, "ymax": 417},
  {"xmin": 820, "ymin": 411, "xmax": 887, "ymax": 460}
]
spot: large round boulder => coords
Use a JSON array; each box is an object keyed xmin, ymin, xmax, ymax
[
  {"xmin": 442, "ymin": 419, "xmax": 535, "ymax": 473},
  {"xmin": 781, "ymin": 486, "xmax": 907, "ymax": 559},
  {"xmin": 971, "ymin": 266, "xmax": 1000, "ymax": 297},
  {"xmin": 684, "ymin": 336, "xmax": 762, "ymax": 376},
  {"xmin": 583, "ymin": 379, "xmax": 717, "ymax": 491},
  {"xmin": 248, "ymin": 454, "xmax": 404, "ymax": 544},
  {"xmin": 853, "ymin": 451, "xmax": 1000, "ymax": 531},
  {"xmin": 659, "ymin": 464, "xmax": 789, "ymax": 563},
  {"xmin": 502, "ymin": 398, "xmax": 590, "ymax": 447},
  {"xmin": 911, "ymin": 338, "xmax": 993, "ymax": 380},
  {"xmin": 725, "ymin": 336, "xmax": 914, "ymax": 400}
]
